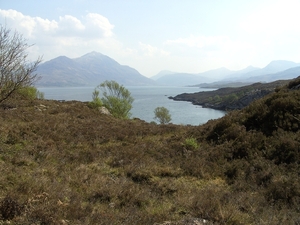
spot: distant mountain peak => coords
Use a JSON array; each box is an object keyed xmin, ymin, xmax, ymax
[
  {"xmin": 77, "ymin": 51, "xmax": 106, "ymax": 60},
  {"xmin": 81, "ymin": 51, "xmax": 103, "ymax": 57},
  {"xmin": 245, "ymin": 65, "xmax": 256, "ymax": 69},
  {"xmin": 48, "ymin": 55, "xmax": 71, "ymax": 62},
  {"xmin": 36, "ymin": 52, "xmax": 157, "ymax": 87},
  {"xmin": 265, "ymin": 60, "xmax": 299, "ymax": 69},
  {"xmin": 268, "ymin": 59, "xmax": 295, "ymax": 64}
]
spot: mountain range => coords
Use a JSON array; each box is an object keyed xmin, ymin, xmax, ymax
[
  {"xmin": 153, "ymin": 60, "xmax": 300, "ymax": 86},
  {"xmin": 36, "ymin": 51, "xmax": 300, "ymax": 87},
  {"xmin": 36, "ymin": 51, "xmax": 156, "ymax": 87}
]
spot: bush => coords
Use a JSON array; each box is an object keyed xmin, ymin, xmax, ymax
[
  {"xmin": 97, "ymin": 80, "xmax": 134, "ymax": 119},
  {"xmin": 16, "ymin": 86, "xmax": 44, "ymax": 100},
  {"xmin": 88, "ymin": 88, "xmax": 102, "ymax": 109},
  {"xmin": 183, "ymin": 137, "xmax": 199, "ymax": 150},
  {"xmin": 154, "ymin": 107, "xmax": 172, "ymax": 124}
]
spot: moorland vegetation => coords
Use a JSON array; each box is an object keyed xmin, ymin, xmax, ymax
[
  {"xmin": 0, "ymin": 76, "xmax": 299, "ymax": 224},
  {"xmin": 171, "ymin": 80, "xmax": 291, "ymax": 111},
  {"xmin": 1, "ymin": 24, "xmax": 300, "ymax": 225}
]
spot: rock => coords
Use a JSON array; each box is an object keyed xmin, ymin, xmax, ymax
[{"xmin": 98, "ymin": 106, "xmax": 111, "ymax": 115}]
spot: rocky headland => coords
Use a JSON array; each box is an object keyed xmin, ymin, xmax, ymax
[{"xmin": 170, "ymin": 79, "xmax": 292, "ymax": 111}]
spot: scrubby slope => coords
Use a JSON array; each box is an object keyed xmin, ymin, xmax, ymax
[
  {"xmin": 0, "ymin": 77, "xmax": 299, "ymax": 224},
  {"xmin": 171, "ymin": 79, "xmax": 291, "ymax": 110}
]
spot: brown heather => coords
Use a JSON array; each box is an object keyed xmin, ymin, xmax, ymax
[{"xmin": 0, "ymin": 77, "xmax": 300, "ymax": 224}]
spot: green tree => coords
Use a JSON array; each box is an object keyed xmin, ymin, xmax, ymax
[
  {"xmin": 88, "ymin": 88, "xmax": 102, "ymax": 109},
  {"xmin": 98, "ymin": 80, "xmax": 134, "ymax": 119},
  {"xmin": 0, "ymin": 25, "xmax": 42, "ymax": 104},
  {"xmin": 17, "ymin": 86, "xmax": 44, "ymax": 100},
  {"xmin": 154, "ymin": 106, "xmax": 172, "ymax": 124}
]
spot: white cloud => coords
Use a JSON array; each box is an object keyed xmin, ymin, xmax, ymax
[
  {"xmin": 0, "ymin": 9, "xmax": 114, "ymax": 39},
  {"xmin": 139, "ymin": 42, "xmax": 169, "ymax": 57},
  {"xmin": 57, "ymin": 15, "xmax": 85, "ymax": 36},
  {"xmin": 85, "ymin": 13, "xmax": 114, "ymax": 37},
  {"xmin": 0, "ymin": 9, "xmax": 167, "ymax": 77},
  {"xmin": 0, "ymin": 9, "xmax": 116, "ymax": 61}
]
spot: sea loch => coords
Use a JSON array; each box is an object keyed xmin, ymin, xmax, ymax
[{"xmin": 38, "ymin": 86, "xmax": 226, "ymax": 126}]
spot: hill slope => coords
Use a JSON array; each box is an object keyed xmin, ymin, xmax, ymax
[
  {"xmin": 171, "ymin": 79, "xmax": 292, "ymax": 110},
  {"xmin": 0, "ymin": 77, "xmax": 299, "ymax": 224},
  {"xmin": 36, "ymin": 51, "xmax": 157, "ymax": 87}
]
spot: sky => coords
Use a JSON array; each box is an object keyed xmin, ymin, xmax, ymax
[{"xmin": 1, "ymin": 0, "xmax": 300, "ymax": 77}]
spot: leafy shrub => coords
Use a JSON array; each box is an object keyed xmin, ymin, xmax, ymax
[
  {"xmin": 243, "ymin": 89, "xmax": 300, "ymax": 135},
  {"xmin": 267, "ymin": 130, "xmax": 300, "ymax": 164},
  {"xmin": 88, "ymin": 88, "xmax": 102, "ymax": 109},
  {"xmin": 183, "ymin": 137, "xmax": 199, "ymax": 150},
  {"xmin": 154, "ymin": 106, "xmax": 172, "ymax": 124},
  {"xmin": 16, "ymin": 86, "xmax": 44, "ymax": 100},
  {"xmin": 98, "ymin": 80, "xmax": 134, "ymax": 119},
  {"xmin": 207, "ymin": 115, "xmax": 233, "ymax": 142}
]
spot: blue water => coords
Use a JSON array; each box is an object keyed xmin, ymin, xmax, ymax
[{"xmin": 38, "ymin": 86, "xmax": 226, "ymax": 126}]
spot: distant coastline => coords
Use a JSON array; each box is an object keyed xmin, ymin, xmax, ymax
[{"xmin": 170, "ymin": 79, "xmax": 291, "ymax": 111}]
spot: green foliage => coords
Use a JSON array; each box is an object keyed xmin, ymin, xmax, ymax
[
  {"xmin": 98, "ymin": 80, "xmax": 134, "ymax": 119},
  {"xmin": 183, "ymin": 137, "xmax": 199, "ymax": 150},
  {"xmin": 243, "ymin": 84, "xmax": 300, "ymax": 135},
  {"xmin": 16, "ymin": 86, "xmax": 44, "ymax": 100},
  {"xmin": 154, "ymin": 106, "xmax": 172, "ymax": 124},
  {"xmin": 88, "ymin": 88, "xmax": 102, "ymax": 109},
  {"xmin": 174, "ymin": 80, "xmax": 290, "ymax": 111}
]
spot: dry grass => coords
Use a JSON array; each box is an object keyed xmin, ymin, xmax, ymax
[{"xmin": 0, "ymin": 77, "xmax": 300, "ymax": 224}]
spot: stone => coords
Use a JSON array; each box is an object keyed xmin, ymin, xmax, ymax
[{"xmin": 98, "ymin": 106, "xmax": 111, "ymax": 115}]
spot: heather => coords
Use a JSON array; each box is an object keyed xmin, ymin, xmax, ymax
[{"xmin": 0, "ymin": 77, "xmax": 299, "ymax": 224}]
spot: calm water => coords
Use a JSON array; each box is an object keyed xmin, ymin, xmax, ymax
[{"xmin": 38, "ymin": 86, "xmax": 226, "ymax": 126}]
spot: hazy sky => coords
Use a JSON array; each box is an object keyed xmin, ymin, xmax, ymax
[{"xmin": 1, "ymin": 0, "xmax": 300, "ymax": 77}]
